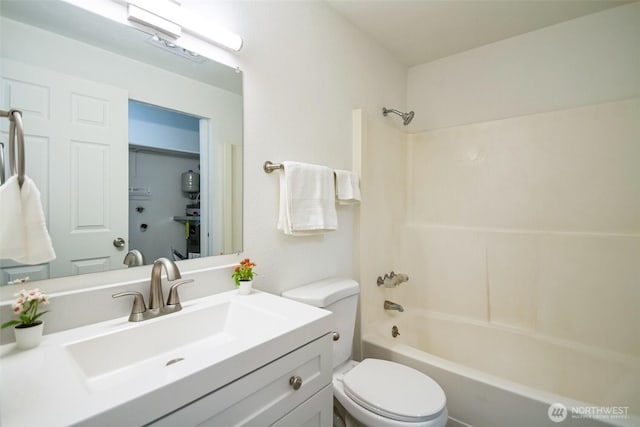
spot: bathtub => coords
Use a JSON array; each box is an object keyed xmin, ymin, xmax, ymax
[{"xmin": 362, "ymin": 310, "xmax": 639, "ymax": 427}]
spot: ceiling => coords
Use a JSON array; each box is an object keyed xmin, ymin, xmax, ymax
[{"xmin": 326, "ymin": 0, "xmax": 633, "ymax": 66}]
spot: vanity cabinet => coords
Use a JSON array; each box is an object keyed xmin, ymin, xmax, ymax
[
  {"xmin": 1, "ymin": 290, "xmax": 334, "ymax": 427},
  {"xmin": 150, "ymin": 333, "xmax": 333, "ymax": 426}
]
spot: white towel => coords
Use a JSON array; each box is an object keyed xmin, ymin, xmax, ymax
[
  {"xmin": 0, "ymin": 175, "xmax": 56, "ymax": 264},
  {"xmin": 0, "ymin": 176, "xmax": 24, "ymax": 260},
  {"xmin": 277, "ymin": 161, "xmax": 337, "ymax": 235},
  {"xmin": 334, "ymin": 169, "xmax": 361, "ymax": 204}
]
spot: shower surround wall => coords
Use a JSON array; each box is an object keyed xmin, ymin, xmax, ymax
[
  {"xmin": 399, "ymin": 97, "xmax": 639, "ymax": 355},
  {"xmin": 359, "ymin": 1, "xmax": 640, "ymax": 411}
]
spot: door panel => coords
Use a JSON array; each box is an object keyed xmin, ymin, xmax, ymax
[{"xmin": 1, "ymin": 59, "xmax": 128, "ymax": 279}]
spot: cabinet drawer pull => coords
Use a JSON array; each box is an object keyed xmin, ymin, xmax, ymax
[{"xmin": 289, "ymin": 375, "xmax": 303, "ymax": 390}]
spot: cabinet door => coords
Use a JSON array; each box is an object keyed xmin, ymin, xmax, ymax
[
  {"xmin": 151, "ymin": 334, "xmax": 332, "ymax": 427},
  {"xmin": 272, "ymin": 385, "xmax": 333, "ymax": 427}
]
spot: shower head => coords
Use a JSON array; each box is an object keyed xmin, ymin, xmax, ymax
[
  {"xmin": 403, "ymin": 110, "xmax": 415, "ymax": 125},
  {"xmin": 382, "ymin": 107, "xmax": 415, "ymax": 126}
]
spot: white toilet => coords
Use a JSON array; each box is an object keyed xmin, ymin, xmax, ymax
[{"xmin": 282, "ymin": 278, "xmax": 448, "ymax": 427}]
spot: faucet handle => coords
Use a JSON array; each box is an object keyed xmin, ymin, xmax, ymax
[
  {"xmin": 113, "ymin": 291, "xmax": 147, "ymax": 322},
  {"xmin": 166, "ymin": 279, "xmax": 194, "ymax": 309}
]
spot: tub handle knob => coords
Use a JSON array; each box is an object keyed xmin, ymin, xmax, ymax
[
  {"xmin": 377, "ymin": 271, "xmax": 410, "ymax": 287},
  {"xmin": 332, "ymin": 331, "xmax": 340, "ymax": 341},
  {"xmin": 289, "ymin": 375, "xmax": 303, "ymax": 390}
]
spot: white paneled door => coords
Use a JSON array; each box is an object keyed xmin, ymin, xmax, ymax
[{"xmin": 1, "ymin": 59, "xmax": 128, "ymax": 280}]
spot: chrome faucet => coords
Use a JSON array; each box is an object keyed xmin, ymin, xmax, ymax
[
  {"xmin": 377, "ymin": 271, "xmax": 409, "ymax": 288},
  {"xmin": 149, "ymin": 257, "xmax": 181, "ymax": 312},
  {"xmin": 384, "ymin": 300, "xmax": 404, "ymax": 312},
  {"xmin": 123, "ymin": 249, "xmax": 145, "ymax": 267},
  {"xmin": 113, "ymin": 257, "xmax": 193, "ymax": 321}
]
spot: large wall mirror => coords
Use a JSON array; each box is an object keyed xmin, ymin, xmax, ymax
[{"xmin": 0, "ymin": 1, "xmax": 243, "ymax": 285}]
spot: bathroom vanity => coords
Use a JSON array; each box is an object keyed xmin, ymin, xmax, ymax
[{"xmin": 0, "ymin": 290, "xmax": 333, "ymax": 426}]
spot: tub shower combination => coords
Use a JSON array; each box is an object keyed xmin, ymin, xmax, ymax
[{"xmin": 364, "ymin": 309, "xmax": 639, "ymax": 427}]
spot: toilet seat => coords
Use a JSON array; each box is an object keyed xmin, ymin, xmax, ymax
[{"xmin": 342, "ymin": 359, "xmax": 446, "ymax": 423}]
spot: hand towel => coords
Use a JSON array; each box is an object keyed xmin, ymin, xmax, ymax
[
  {"xmin": 334, "ymin": 169, "xmax": 361, "ymax": 204},
  {"xmin": 0, "ymin": 175, "xmax": 56, "ymax": 264},
  {"xmin": 0, "ymin": 176, "xmax": 25, "ymax": 260},
  {"xmin": 20, "ymin": 176, "xmax": 56, "ymax": 264},
  {"xmin": 277, "ymin": 161, "xmax": 337, "ymax": 235}
]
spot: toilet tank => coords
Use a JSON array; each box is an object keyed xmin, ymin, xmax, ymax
[{"xmin": 282, "ymin": 278, "xmax": 359, "ymax": 368}]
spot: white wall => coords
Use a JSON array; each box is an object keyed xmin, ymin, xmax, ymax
[
  {"xmin": 407, "ymin": 3, "xmax": 640, "ymax": 132},
  {"xmin": 0, "ymin": 0, "xmax": 406, "ymax": 337},
  {"xmin": 377, "ymin": 3, "xmax": 640, "ymax": 364},
  {"xmin": 182, "ymin": 0, "xmax": 407, "ymax": 294}
]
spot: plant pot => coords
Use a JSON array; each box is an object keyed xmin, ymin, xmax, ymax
[
  {"xmin": 237, "ymin": 280, "xmax": 253, "ymax": 295},
  {"xmin": 14, "ymin": 321, "xmax": 44, "ymax": 350}
]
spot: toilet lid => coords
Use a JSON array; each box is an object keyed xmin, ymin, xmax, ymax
[{"xmin": 343, "ymin": 359, "xmax": 446, "ymax": 423}]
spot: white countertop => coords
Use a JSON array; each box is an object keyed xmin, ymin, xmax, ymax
[{"xmin": 0, "ymin": 289, "xmax": 332, "ymax": 427}]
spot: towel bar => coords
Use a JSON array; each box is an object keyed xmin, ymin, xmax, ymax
[
  {"xmin": 263, "ymin": 161, "xmax": 283, "ymax": 173},
  {"xmin": 0, "ymin": 109, "xmax": 25, "ymax": 187}
]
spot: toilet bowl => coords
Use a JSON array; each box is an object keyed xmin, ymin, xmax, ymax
[
  {"xmin": 333, "ymin": 360, "xmax": 447, "ymax": 427},
  {"xmin": 282, "ymin": 278, "xmax": 448, "ymax": 427}
]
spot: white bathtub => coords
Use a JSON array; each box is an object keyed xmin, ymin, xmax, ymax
[{"xmin": 362, "ymin": 310, "xmax": 639, "ymax": 427}]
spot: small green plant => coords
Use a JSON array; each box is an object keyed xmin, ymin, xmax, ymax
[
  {"xmin": 1, "ymin": 289, "xmax": 50, "ymax": 329},
  {"xmin": 231, "ymin": 258, "xmax": 257, "ymax": 286}
]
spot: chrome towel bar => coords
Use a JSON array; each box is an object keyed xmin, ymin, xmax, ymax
[{"xmin": 263, "ymin": 160, "xmax": 283, "ymax": 173}]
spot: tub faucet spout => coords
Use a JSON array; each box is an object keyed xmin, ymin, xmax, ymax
[{"xmin": 384, "ymin": 300, "xmax": 404, "ymax": 312}]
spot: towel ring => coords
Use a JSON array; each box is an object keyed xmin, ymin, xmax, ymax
[{"xmin": 0, "ymin": 109, "xmax": 24, "ymax": 187}]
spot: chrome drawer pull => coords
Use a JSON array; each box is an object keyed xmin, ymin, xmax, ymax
[{"xmin": 289, "ymin": 375, "xmax": 302, "ymax": 390}]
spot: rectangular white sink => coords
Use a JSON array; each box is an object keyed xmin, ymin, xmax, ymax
[{"xmin": 66, "ymin": 299, "xmax": 287, "ymax": 385}]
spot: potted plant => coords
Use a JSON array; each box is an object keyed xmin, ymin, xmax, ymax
[
  {"xmin": 1, "ymin": 288, "xmax": 49, "ymax": 350},
  {"xmin": 231, "ymin": 258, "xmax": 257, "ymax": 295}
]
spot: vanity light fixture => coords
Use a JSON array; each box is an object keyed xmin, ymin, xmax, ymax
[
  {"xmin": 127, "ymin": 4, "xmax": 181, "ymax": 39},
  {"xmin": 147, "ymin": 34, "xmax": 207, "ymax": 63},
  {"xmin": 181, "ymin": 14, "xmax": 243, "ymax": 52},
  {"xmin": 125, "ymin": 0, "xmax": 243, "ymax": 52}
]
